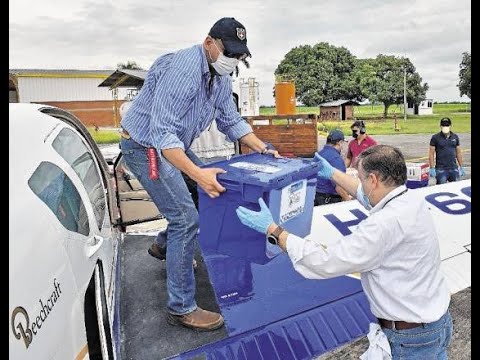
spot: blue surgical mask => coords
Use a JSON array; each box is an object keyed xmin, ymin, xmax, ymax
[
  {"xmin": 356, "ymin": 182, "xmax": 372, "ymax": 210},
  {"xmin": 211, "ymin": 42, "xmax": 239, "ymax": 76}
]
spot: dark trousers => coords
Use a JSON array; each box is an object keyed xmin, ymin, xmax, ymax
[{"xmin": 314, "ymin": 192, "xmax": 342, "ymax": 206}]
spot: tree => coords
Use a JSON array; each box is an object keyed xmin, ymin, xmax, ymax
[
  {"xmin": 458, "ymin": 52, "xmax": 471, "ymax": 99},
  {"xmin": 117, "ymin": 60, "xmax": 143, "ymax": 70},
  {"xmin": 360, "ymin": 55, "xmax": 428, "ymax": 118},
  {"xmin": 274, "ymin": 42, "xmax": 363, "ymax": 106}
]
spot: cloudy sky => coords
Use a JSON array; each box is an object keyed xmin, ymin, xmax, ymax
[{"xmin": 10, "ymin": 0, "xmax": 471, "ymax": 106}]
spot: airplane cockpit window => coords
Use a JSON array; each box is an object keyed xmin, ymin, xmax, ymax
[
  {"xmin": 52, "ymin": 128, "xmax": 106, "ymax": 230},
  {"xmin": 28, "ymin": 162, "xmax": 90, "ymax": 236}
]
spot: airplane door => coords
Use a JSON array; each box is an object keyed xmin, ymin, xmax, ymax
[{"xmin": 47, "ymin": 126, "xmax": 115, "ymax": 294}]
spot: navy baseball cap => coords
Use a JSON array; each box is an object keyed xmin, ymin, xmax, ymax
[
  {"xmin": 327, "ymin": 129, "xmax": 345, "ymax": 142},
  {"xmin": 209, "ymin": 17, "xmax": 251, "ymax": 57},
  {"xmin": 440, "ymin": 117, "xmax": 451, "ymax": 126}
]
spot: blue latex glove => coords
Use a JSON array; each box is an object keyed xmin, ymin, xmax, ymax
[
  {"xmin": 314, "ymin": 153, "xmax": 335, "ymax": 179},
  {"xmin": 236, "ymin": 197, "xmax": 274, "ymax": 234},
  {"xmin": 429, "ymin": 168, "xmax": 436, "ymax": 178},
  {"xmin": 459, "ymin": 166, "xmax": 466, "ymax": 177}
]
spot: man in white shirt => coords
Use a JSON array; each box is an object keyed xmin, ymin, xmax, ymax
[{"xmin": 236, "ymin": 145, "xmax": 453, "ymax": 359}]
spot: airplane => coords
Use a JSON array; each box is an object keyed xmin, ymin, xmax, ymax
[{"xmin": 10, "ymin": 103, "xmax": 470, "ymax": 359}]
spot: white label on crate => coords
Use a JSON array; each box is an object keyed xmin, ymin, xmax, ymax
[
  {"xmin": 229, "ymin": 162, "xmax": 280, "ymax": 174},
  {"xmin": 279, "ymin": 179, "xmax": 307, "ymax": 224}
]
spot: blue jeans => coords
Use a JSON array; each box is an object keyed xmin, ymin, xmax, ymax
[
  {"xmin": 436, "ymin": 169, "xmax": 459, "ymax": 184},
  {"xmin": 120, "ymin": 138, "xmax": 199, "ymax": 315},
  {"xmin": 155, "ymin": 149, "xmax": 203, "ymax": 249},
  {"xmin": 382, "ymin": 310, "xmax": 453, "ymax": 359}
]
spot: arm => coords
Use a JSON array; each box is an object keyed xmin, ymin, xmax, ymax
[
  {"xmin": 456, "ymin": 144, "xmax": 465, "ymax": 177},
  {"xmin": 330, "ymin": 169, "xmax": 360, "ymax": 197},
  {"xmin": 239, "ymin": 133, "xmax": 280, "ymax": 156},
  {"xmin": 330, "ymin": 155, "xmax": 351, "ymax": 200},
  {"xmin": 429, "ymin": 145, "xmax": 436, "ymax": 168},
  {"xmin": 345, "ymin": 145, "xmax": 352, "ymax": 168},
  {"xmin": 456, "ymin": 146, "xmax": 463, "ymax": 167},
  {"xmin": 237, "ymin": 198, "xmax": 384, "ymax": 278},
  {"xmin": 344, "ymin": 157, "xmax": 352, "ymax": 168},
  {"xmin": 161, "ymin": 148, "xmax": 226, "ymax": 198},
  {"xmin": 315, "ymin": 154, "xmax": 360, "ymax": 197},
  {"xmin": 335, "ymin": 185, "xmax": 351, "ymax": 201},
  {"xmin": 285, "ymin": 218, "xmax": 384, "ymax": 279}
]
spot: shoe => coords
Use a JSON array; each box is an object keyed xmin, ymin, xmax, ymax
[
  {"xmin": 167, "ymin": 307, "xmax": 224, "ymax": 331},
  {"xmin": 148, "ymin": 243, "xmax": 198, "ymax": 270},
  {"xmin": 148, "ymin": 243, "xmax": 166, "ymax": 260}
]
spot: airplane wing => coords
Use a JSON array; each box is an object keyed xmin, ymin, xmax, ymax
[{"xmin": 307, "ymin": 179, "xmax": 471, "ymax": 294}]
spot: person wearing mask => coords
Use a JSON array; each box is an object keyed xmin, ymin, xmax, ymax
[
  {"xmin": 314, "ymin": 129, "xmax": 350, "ymax": 205},
  {"xmin": 429, "ymin": 117, "xmax": 465, "ymax": 184},
  {"xmin": 236, "ymin": 145, "xmax": 452, "ymax": 359},
  {"xmin": 345, "ymin": 120, "xmax": 377, "ymax": 169},
  {"xmin": 119, "ymin": 17, "xmax": 279, "ymax": 331}
]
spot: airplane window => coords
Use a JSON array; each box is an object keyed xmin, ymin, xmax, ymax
[
  {"xmin": 28, "ymin": 162, "xmax": 90, "ymax": 236},
  {"xmin": 52, "ymin": 128, "xmax": 107, "ymax": 230}
]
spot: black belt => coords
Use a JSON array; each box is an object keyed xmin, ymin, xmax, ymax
[{"xmin": 377, "ymin": 318, "xmax": 423, "ymax": 330}]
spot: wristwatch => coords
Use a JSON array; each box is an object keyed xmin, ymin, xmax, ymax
[{"xmin": 267, "ymin": 226, "xmax": 285, "ymax": 245}]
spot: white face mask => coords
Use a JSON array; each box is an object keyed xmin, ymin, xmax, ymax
[
  {"xmin": 211, "ymin": 41, "xmax": 239, "ymax": 76},
  {"xmin": 441, "ymin": 126, "xmax": 451, "ymax": 134}
]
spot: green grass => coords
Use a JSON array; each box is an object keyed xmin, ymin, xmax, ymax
[
  {"xmin": 261, "ymin": 103, "xmax": 471, "ymax": 136},
  {"xmin": 317, "ymin": 114, "xmax": 471, "ymax": 136},
  {"xmin": 88, "ymin": 128, "xmax": 121, "ymax": 144},
  {"xmin": 90, "ymin": 103, "xmax": 471, "ymax": 143}
]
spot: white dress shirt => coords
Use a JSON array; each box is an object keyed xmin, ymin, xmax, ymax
[{"xmin": 286, "ymin": 185, "xmax": 451, "ymax": 323}]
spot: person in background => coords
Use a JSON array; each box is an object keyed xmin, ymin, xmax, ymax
[
  {"xmin": 429, "ymin": 117, "xmax": 465, "ymax": 184},
  {"xmin": 345, "ymin": 120, "xmax": 377, "ymax": 169},
  {"xmin": 236, "ymin": 145, "xmax": 452, "ymax": 359},
  {"xmin": 119, "ymin": 17, "xmax": 279, "ymax": 332},
  {"xmin": 314, "ymin": 129, "xmax": 350, "ymax": 205}
]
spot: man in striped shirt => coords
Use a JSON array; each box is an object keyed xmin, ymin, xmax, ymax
[{"xmin": 120, "ymin": 17, "xmax": 278, "ymax": 331}]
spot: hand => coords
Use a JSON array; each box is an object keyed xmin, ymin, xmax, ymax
[
  {"xmin": 459, "ymin": 166, "xmax": 466, "ymax": 177},
  {"xmin": 314, "ymin": 153, "xmax": 335, "ymax": 179},
  {"xmin": 429, "ymin": 168, "xmax": 436, "ymax": 178},
  {"xmin": 195, "ymin": 167, "xmax": 227, "ymax": 198},
  {"xmin": 236, "ymin": 197, "xmax": 274, "ymax": 234},
  {"xmin": 263, "ymin": 149, "xmax": 283, "ymax": 158}
]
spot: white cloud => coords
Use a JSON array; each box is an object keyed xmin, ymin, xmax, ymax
[{"xmin": 10, "ymin": 0, "xmax": 471, "ymax": 104}]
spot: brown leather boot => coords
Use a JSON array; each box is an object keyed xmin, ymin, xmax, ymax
[
  {"xmin": 148, "ymin": 243, "xmax": 197, "ymax": 270},
  {"xmin": 167, "ymin": 307, "xmax": 224, "ymax": 331}
]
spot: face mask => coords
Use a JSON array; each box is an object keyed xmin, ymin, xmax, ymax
[
  {"xmin": 211, "ymin": 42, "xmax": 239, "ymax": 76},
  {"xmin": 356, "ymin": 182, "xmax": 372, "ymax": 210},
  {"xmin": 352, "ymin": 131, "xmax": 359, "ymax": 139},
  {"xmin": 441, "ymin": 126, "xmax": 450, "ymax": 134}
]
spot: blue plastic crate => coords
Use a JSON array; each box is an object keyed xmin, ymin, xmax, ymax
[{"xmin": 198, "ymin": 153, "xmax": 318, "ymax": 264}]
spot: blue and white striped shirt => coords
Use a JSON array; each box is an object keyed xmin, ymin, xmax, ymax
[{"xmin": 121, "ymin": 44, "xmax": 252, "ymax": 158}]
